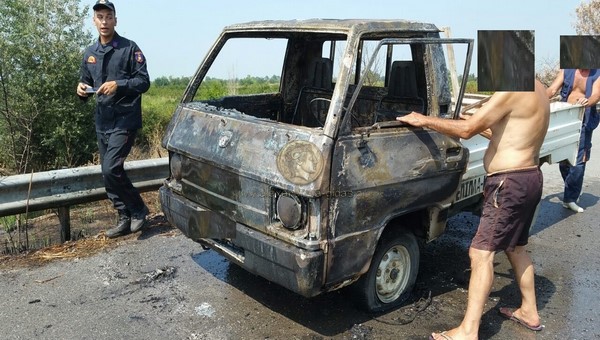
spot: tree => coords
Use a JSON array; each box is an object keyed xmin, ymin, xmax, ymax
[
  {"xmin": 536, "ymin": 1, "xmax": 600, "ymax": 89},
  {"xmin": 536, "ymin": 57, "xmax": 560, "ymax": 88},
  {"xmin": 574, "ymin": 0, "xmax": 600, "ymax": 34},
  {"xmin": 0, "ymin": 0, "xmax": 95, "ymax": 174}
]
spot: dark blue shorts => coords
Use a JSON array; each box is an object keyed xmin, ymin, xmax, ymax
[{"xmin": 471, "ymin": 166, "xmax": 543, "ymax": 252}]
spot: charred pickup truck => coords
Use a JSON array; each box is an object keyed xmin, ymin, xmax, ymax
[{"xmin": 159, "ymin": 20, "xmax": 582, "ymax": 312}]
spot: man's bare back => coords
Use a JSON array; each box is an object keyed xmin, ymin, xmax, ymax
[{"xmin": 396, "ymin": 80, "xmax": 550, "ymax": 173}]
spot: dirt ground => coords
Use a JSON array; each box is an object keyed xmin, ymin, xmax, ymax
[{"xmin": 0, "ymin": 192, "xmax": 162, "ymax": 256}]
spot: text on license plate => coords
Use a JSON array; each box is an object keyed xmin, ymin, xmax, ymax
[{"xmin": 455, "ymin": 175, "xmax": 485, "ymax": 202}]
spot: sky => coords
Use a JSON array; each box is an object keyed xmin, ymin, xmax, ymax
[{"xmin": 82, "ymin": 0, "xmax": 581, "ymax": 80}]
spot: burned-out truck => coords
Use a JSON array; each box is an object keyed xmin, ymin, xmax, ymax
[{"xmin": 159, "ymin": 20, "xmax": 582, "ymax": 312}]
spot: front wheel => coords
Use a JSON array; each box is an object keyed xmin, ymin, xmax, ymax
[{"xmin": 352, "ymin": 230, "xmax": 420, "ymax": 313}]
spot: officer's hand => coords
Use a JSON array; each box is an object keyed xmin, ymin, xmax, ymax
[
  {"xmin": 97, "ymin": 81, "xmax": 118, "ymax": 96},
  {"xmin": 76, "ymin": 83, "xmax": 91, "ymax": 97}
]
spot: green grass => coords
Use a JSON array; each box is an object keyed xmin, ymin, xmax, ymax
[{"xmin": 140, "ymin": 84, "xmax": 185, "ymax": 145}]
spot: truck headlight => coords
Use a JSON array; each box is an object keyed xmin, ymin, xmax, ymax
[
  {"xmin": 170, "ymin": 153, "xmax": 183, "ymax": 181},
  {"xmin": 276, "ymin": 192, "xmax": 306, "ymax": 230}
]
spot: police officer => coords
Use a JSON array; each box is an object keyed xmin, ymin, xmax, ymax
[{"xmin": 76, "ymin": 0, "xmax": 150, "ymax": 238}]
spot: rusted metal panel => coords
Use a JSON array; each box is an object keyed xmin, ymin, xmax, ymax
[
  {"xmin": 324, "ymin": 129, "xmax": 467, "ymax": 283},
  {"xmin": 162, "ymin": 102, "xmax": 336, "ymax": 241},
  {"xmin": 160, "ymin": 186, "xmax": 236, "ymax": 239},
  {"xmin": 223, "ymin": 19, "xmax": 441, "ymax": 36},
  {"xmin": 199, "ymin": 225, "xmax": 325, "ymax": 297},
  {"xmin": 164, "ymin": 104, "xmax": 332, "ymax": 194}
]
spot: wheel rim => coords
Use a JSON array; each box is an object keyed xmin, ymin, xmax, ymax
[{"xmin": 375, "ymin": 244, "xmax": 411, "ymax": 303}]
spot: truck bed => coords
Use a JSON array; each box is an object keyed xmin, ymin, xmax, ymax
[{"xmin": 454, "ymin": 101, "xmax": 584, "ymax": 205}]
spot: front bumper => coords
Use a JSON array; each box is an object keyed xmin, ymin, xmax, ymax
[{"xmin": 159, "ymin": 185, "xmax": 325, "ymax": 297}]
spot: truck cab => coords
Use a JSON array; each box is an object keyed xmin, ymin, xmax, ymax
[{"xmin": 160, "ymin": 19, "xmax": 475, "ymax": 312}]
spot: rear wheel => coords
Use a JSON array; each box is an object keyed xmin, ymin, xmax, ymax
[{"xmin": 352, "ymin": 230, "xmax": 420, "ymax": 312}]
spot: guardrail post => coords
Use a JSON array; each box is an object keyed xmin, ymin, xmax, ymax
[
  {"xmin": 58, "ymin": 206, "xmax": 71, "ymax": 242},
  {"xmin": 0, "ymin": 157, "xmax": 168, "ymax": 246}
]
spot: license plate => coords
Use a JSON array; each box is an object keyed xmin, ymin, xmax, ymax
[{"xmin": 455, "ymin": 174, "xmax": 485, "ymax": 202}]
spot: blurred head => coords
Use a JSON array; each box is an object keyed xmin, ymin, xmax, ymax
[
  {"xmin": 92, "ymin": 1, "xmax": 117, "ymax": 43},
  {"xmin": 93, "ymin": 0, "xmax": 116, "ymax": 13}
]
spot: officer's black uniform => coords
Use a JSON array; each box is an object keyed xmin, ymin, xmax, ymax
[{"xmin": 79, "ymin": 32, "xmax": 150, "ymax": 221}]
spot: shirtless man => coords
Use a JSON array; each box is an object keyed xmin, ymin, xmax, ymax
[
  {"xmin": 397, "ymin": 79, "xmax": 549, "ymax": 340},
  {"xmin": 547, "ymin": 69, "xmax": 600, "ymax": 213}
]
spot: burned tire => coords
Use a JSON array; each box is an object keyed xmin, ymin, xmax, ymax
[{"xmin": 352, "ymin": 230, "xmax": 419, "ymax": 313}]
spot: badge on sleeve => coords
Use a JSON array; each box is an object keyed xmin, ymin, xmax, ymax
[
  {"xmin": 135, "ymin": 51, "xmax": 145, "ymax": 64},
  {"xmin": 87, "ymin": 56, "xmax": 97, "ymax": 64}
]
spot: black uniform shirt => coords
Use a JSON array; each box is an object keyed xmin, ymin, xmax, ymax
[{"xmin": 79, "ymin": 33, "xmax": 150, "ymax": 132}]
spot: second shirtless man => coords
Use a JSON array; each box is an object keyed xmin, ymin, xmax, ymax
[
  {"xmin": 547, "ymin": 69, "xmax": 600, "ymax": 213},
  {"xmin": 397, "ymin": 79, "xmax": 549, "ymax": 340}
]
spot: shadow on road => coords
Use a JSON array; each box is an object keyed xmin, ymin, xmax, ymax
[
  {"xmin": 531, "ymin": 191, "xmax": 599, "ymax": 236},
  {"xmin": 189, "ymin": 204, "xmax": 564, "ymax": 339},
  {"xmin": 136, "ymin": 215, "xmax": 177, "ymax": 240},
  {"xmin": 189, "ymin": 212, "xmax": 504, "ymax": 338},
  {"xmin": 192, "ymin": 250, "xmax": 374, "ymax": 337},
  {"xmin": 482, "ymin": 271, "xmax": 556, "ymax": 339}
]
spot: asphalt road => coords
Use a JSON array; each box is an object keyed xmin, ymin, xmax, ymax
[{"xmin": 1, "ymin": 132, "xmax": 599, "ymax": 340}]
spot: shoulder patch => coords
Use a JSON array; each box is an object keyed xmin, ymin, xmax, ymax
[
  {"xmin": 87, "ymin": 55, "xmax": 97, "ymax": 64},
  {"xmin": 134, "ymin": 51, "xmax": 145, "ymax": 64}
]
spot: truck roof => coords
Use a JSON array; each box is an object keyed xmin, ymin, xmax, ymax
[{"xmin": 223, "ymin": 19, "xmax": 440, "ymax": 35}]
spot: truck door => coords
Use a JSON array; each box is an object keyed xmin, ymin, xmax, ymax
[{"xmin": 324, "ymin": 38, "xmax": 473, "ymax": 284}]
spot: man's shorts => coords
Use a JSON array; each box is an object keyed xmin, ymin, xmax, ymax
[{"xmin": 471, "ymin": 166, "xmax": 543, "ymax": 252}]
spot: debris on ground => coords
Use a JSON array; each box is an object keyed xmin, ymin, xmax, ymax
[
  {"xmin": 0, "ymin": 213, "xmax": 177, "ymax": 270},
  {"xmin": 136, "ymin": 266, "xmax": 177, "ymax": 285},
  {"xmin": 349, "ymin": 323, "xmax": 373, "ymax": 339}
]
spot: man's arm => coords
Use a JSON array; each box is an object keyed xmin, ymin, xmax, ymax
[
  {"xmin": 459, "ymin": 112, "xmax": 492, "ymax": 139},
  {"xmin": 546, "ymin": 69, "xmax": 564, "ymax": 99},
  {"xmin": 98, "ymin": 44, "xmax": 150, "ymax": 97},
  {"xmin": 397, "ymin": 91, "xmax": 512, "ymax": 139},
  {"xmin": 116, "ymin": 44, "xmax": 150, "ymax": 95},
  {"xmin": 76, "ymin": 55, "xmax": 93, "ymax": 99}
]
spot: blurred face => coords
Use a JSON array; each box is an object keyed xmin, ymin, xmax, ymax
[{"xmin": 93, "ymin": 8, "xmax": 117, "ymax": 43}]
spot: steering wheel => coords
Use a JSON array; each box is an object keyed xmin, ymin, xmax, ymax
[{"xmin": 309, "ymin": 97, "xmax": 331, "ymax": 127}]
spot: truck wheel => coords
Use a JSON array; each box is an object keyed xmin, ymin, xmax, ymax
[{"xmin": 352, "ymin": 230, "xmax": 419, "ymax": 313}]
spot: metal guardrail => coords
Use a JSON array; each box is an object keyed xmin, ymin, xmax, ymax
[{"xmin": 0, "ymin": 158, "xmax": 168, "ymax": 242}]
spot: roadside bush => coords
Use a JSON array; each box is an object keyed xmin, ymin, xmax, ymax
[
  {"xmin": 140, "ymin": 84, "xmax": 182, "ymax": 148},
  {"xmin": 0, "ymin": 0, "xmax": 94, "ymax": 173}
]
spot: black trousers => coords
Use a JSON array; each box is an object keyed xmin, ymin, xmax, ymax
[{"xmin": 97, "ymin": 129, "xmax": 145, "ymax": 216}]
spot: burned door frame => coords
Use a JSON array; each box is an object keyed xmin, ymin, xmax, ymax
[{"xmin": 323, "ymin": 37, "xmax": 473, "ymax": 286}]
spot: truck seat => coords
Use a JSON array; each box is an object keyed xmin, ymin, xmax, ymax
[
  {"xmin": 292, "ymin": 58, "xmax": 334, "ymax": 127},
  {"xmin": 376, "ymin": 60, "xmax": 424, "ymax": 122}
]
